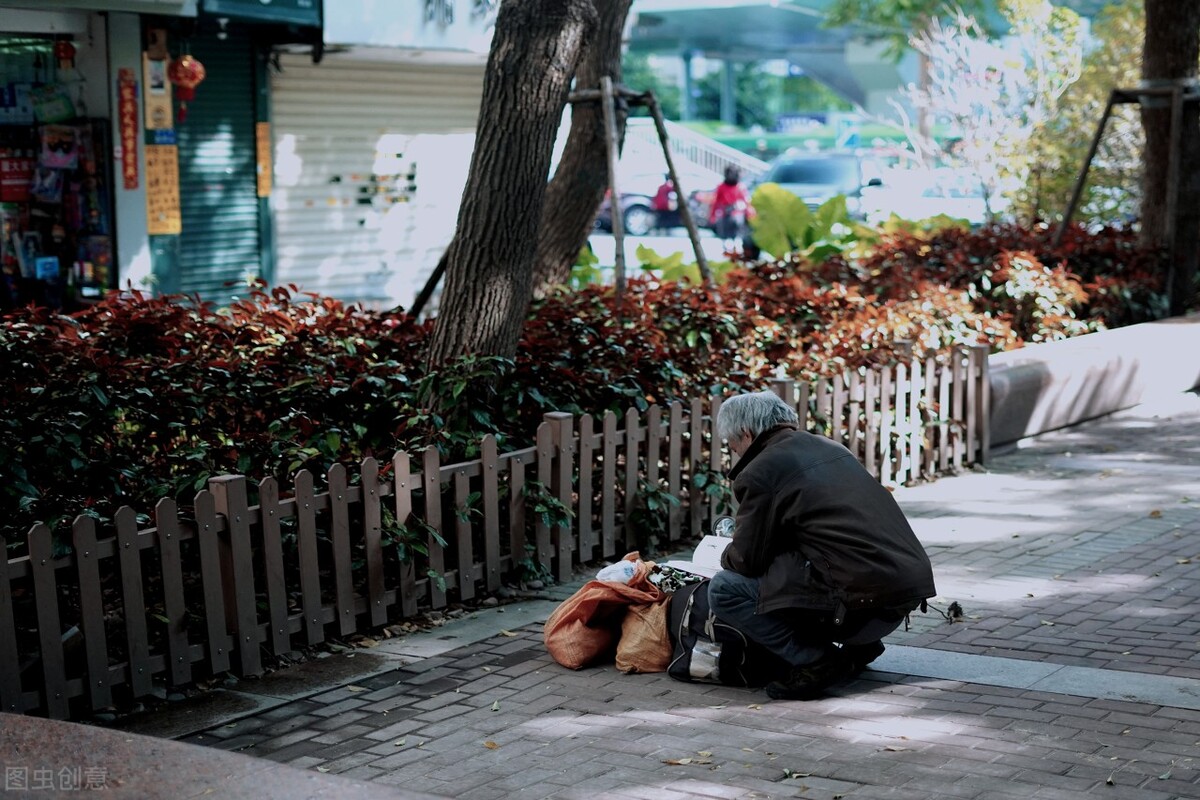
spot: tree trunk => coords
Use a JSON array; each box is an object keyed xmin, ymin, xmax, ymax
[
  {"xmin": 426, "ymin": 0, "xmax": 598, "ymax": 366},
  {"xmin": 530, "ymin": 0, "xmax": 633, "ymax": 294},
  {"xmin": 1139, "ymin": 0, "xmax": 1200, "ymax": 315}
]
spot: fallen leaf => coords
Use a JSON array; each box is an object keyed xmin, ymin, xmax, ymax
[
  {"xmin": 663, "ymin": 758, "xmax": 693, "ymax": 766},
  {"xmin": 483, "ymin": 667, "xmax": 492, "ymax": 672},
  {"xmin": 316, "ymin": 767, "xmax": 330, "ymax": 773},
  {"xmin": 491, "ymin": 700, "xmax": 501, "ymax": 712},
  {"xmin": 741, "ymin": 748, "xmax": 755, "ymax": 753},
  {"xmin": 883, "ymin": 745, "xmax": 907, "ymax": 752},
  {"xmin": 484, "ymin": 741, "xmax": 500, "ymax": 749},
  {"xmin": 707, "ymin": 705, "xmax": 727, "ymax": 710},
  {"xmin": 1159, "ymin": 771, "xmax": 1172, "ymax": 780},
  {"xmin": 345, "ymin": 685, "xmax": 368, "ymax": 693},
  {"xmin": 1040, "ymin": 620, "xmax": 1055, "ymax": 626},
  {"xmin": 1150, "ymin": 509, "xmax": 1162, "ymax": 518},
  {"xmin": 747, "ymin": 704, "xmax": 763, "ymax": 710},
  {"xmin": 499, "ymin": 630, "xmax": 518, "ymax": 637},
  {"xmin": 782, "ymin": 769, "xmax": 812, "ymax": 779},
  {"xmin": 393, "ymin": 739, "xmax": 406, "ymax": 747},
  {"xmin": 1177, "ymin": 558, "xmax": 1192, "ymax": 565},
  {"xmin": 697, "ymin": 751, "xmax": 712, "ymax": 758}
]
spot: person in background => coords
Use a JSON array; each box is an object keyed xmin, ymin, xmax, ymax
[
  {"xmin": 708, "ymin": 165, "xmax": 753, "ymax": 247},
  {"xmin": 709, "ymin": 390, "xmax": 937, "ymax": 700},
  {"xmin": 651, "ymin": 174, "xmax": 678, "ymax": 234}
]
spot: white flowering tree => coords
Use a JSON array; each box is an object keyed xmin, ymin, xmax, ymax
[{"xmin": 892, "ymin": 1, "xmax": 1083, "ymax": 220}]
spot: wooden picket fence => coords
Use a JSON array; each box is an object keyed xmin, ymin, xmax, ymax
[{"xmin": 0, "ymin": 346, "xmax": 988, "ymax": 719}]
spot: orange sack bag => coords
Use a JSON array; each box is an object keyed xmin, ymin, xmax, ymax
[{"xmin": 544, "ymin": 553, "xmax": 666, "ymax": 670}]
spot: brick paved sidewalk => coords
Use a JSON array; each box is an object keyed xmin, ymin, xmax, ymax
[{"xmin": 175, "ymin": 393, "xmax": 1200, "ymax": 800}]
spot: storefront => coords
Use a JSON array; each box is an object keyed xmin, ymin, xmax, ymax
[
  {"xmin": 145, "ymin": 1, "xmax": 321, "ymax": 303},
  {"xmin": 0, "ymin": 1, "xmax": 321, "ymax": 310},
  {"xmin": 0, "ymin": 11, "xmax": 118, "ymax": 311}
]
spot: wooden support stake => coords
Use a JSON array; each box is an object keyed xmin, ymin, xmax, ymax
[
  {"xmin": 600, "ymin": 76, "xmax": 626, "ymax": 319},
  {"xmin": 645, "ymin": 91, "xmax": 712, "ymax": 285}
]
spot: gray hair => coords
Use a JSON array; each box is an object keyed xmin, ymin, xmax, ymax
[{"xmin": 717, "ymin": 391, "xmax": 798, "ymax": 442}]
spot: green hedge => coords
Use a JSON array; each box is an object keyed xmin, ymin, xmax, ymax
[{"xmin": 0, "ymin": 223, "xmax": 1173, "ymax": 545}]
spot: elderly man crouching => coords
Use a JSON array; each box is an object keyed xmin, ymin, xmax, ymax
[{"xmin": 710, "ymin": 390, "xmax": 937, "ymax": 700}]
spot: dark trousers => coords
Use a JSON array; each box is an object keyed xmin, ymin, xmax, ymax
[{"xmin": 708, "ymin": 569, "xmax": 902, "ymax": 668}]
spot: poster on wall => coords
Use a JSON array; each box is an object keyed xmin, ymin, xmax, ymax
[
  {"xmin": 39, "ymin": 125, "xmax": 80, "ymax": 170},
  {"xmin": 256, "ymin": 122, "xmax": 272, "ymax": 198},
  {"xmin": 118, "ymin": 68, "xmax": 139, "ymax": 189},
  {"xmin": 142, "ymin": 53, "xmax": 173, "ymax": 131},
  {"xmin": 145, "ymin": 144, "xmax": 181, "ymax": 235}
]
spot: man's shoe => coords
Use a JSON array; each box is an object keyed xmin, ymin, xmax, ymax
[
  {"xmin": 765, "ymin": 650, "xmax": 850, "ymax": 701},
  {"xmin": 844, "ymin": 641, "xmax": 885, "ymax": 676}
]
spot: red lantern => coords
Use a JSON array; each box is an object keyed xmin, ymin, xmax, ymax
[
  {"xmin": 54, "ymin": 40, "xmax": 76, "ymax": 71},
  {"xmin": 167, "ymin": 54, "xmax": 206, "ymax": 122}
]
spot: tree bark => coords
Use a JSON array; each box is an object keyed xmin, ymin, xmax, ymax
[
  {"xmin": 1139, "ymin": 0, "xmax": 1200, "ymax": 315},
  {"xmin": 531, "ymin": 0, "xmax": 634, "ymax": 294},
  {"xmin": 426, "ymin": 0, "xmax": 598, "ymax": 366}
]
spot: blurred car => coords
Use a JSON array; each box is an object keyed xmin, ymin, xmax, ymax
[
  {"xmin": 859, "ymin": 168, "xmax": 1007, "ymax": 226},
  {"xmin": 755, "ymin": 151, "xmax": 881, "ymax": 216},
  {"xmin": 594, "ymin": 168, "xmax": 720, "ymax": 236},
  {"xmin": 595, "ymin": 190, "xmax": 659, "ymax": 236},
  {"xmin": 689, "ymin": 151, "xmax": 880, "ymax": 225}
]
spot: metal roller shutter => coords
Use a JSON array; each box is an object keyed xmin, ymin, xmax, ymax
[
  {"xmin": 270, "ymin": 53, "xmax": 483, "ymax": 309},
  {"xmin": 176, "ymin": 31, "xmax": 262, "ymax": 303}
]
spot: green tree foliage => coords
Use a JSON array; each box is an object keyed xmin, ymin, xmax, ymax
[
  {"xmin": 782, "ymin": 74, "xmax": 855, "ymax": 114},
  {"xmin": 622, "ymin": 51, "xmax": 681, "ymax": 118},
  {"xmin": 824, "ymin": 0, "xmax": 988, "ymax": 59},
  {"xmin": 898, "ymin": 2, "xmax": 1082, "ymax": 219},
  {"xmin": 694, "ymin": 62, "xmax": 782, "ymax": 129},
  {"xmin": 1019, "ymin": 3, "xmax": 1142, "ymax": 224}
]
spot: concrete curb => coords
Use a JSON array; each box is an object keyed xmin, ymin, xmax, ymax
[{"xmin": 989, "ymin": 311, "xmax": 1200, "ymax": 446}]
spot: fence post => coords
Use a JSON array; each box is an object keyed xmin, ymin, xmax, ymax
[
  {"xmin": 194, "ymin": 489, "xmax": 233, "ymax": 673},
  {"xmin": 688, "ymin": 398, "xmax": 704, "ymax": 538},
  {"xmin": 72, "ymin": 516, "xmax": 111, "ymax": 710},
  {"xmin": 623, "ymin": 408, "xmax": 640, "ymax": 551},
  {"xmin": 667, "ymin": 403, "xmax": 683, "ymax": 544},
  {"xmin": 601, "ymin": 411, "xmax": 617, "ymax": 558},
  {"xmin": 481, "ymin": 436, "xmax": 502, "ymax": 593},
  {"xmin": 155, "ymin": 497, "xmax": 192, "ymax": 686},
  {"xmin": 209, "ymin": 475, "xmax": 262, "ymax": 676},
  {"xmin": 115, "ymin": 507, "xmax": 152, "ymax": 697},
  {"xmin": 770, "ymin": 377, "xmax": 796, "ymax": 409},
  {"xmin": 255, "ymin": 479, "xmax": 291, "ymax": 657},
  {"xmin": 326, "ymin": 464, "xmax": 356, "ymax": 636},
  {"xmin": 422, "ymin": 448, "xmax": 447, "ymax": 609},
  {"xmin": 0, "ymin": 538, "xmax": 24, "ymax": 712},
  {"xmin": 452, "ymin": 465, "xmax": 475, "ymax": 601},
  {"xmin": 545, "ymin": 412, "xmax": 575, "ymax": 583},
  {"xmin": 708, "ymin": 396, "xmax": 724, "ymax": 524},
  {"xmin": 392, "ymin": 453, "xmax": 419, "ymax": 617},
  {"xmin": 361, "ymin": 458, "xmax": 387, "ymax": 627},
  {"xmin": 972, "ymin": 344, "xmax": 991, "ymax": 466},
  {"xmin": 28, "ymin": 524, "xmax": 67, "ymax": 718},
  {"xmin": 292, "ymin": 470, "xmax": 325, "ymax": 646}
]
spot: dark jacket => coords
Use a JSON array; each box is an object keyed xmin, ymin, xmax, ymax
[{"xmin": 720, "ymin": 423, "xmax": 936, "ymax": 615}]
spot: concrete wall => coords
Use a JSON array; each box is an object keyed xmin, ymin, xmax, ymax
[{"xmin": 989, "ymin": 312, "xmax": 1200, "ymax": 448}]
